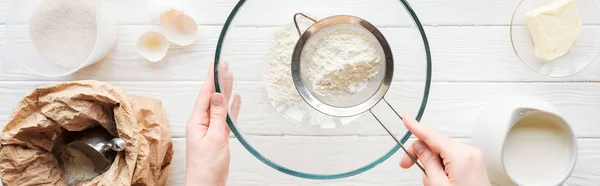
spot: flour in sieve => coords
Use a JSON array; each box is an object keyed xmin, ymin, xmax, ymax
[
  {"xmin": 264, "ymin": 19, "xmax": 380, "ymax": 106},
  {"xmin": 30, "ymin": 0, "xmax": 98, "ymax": 69},
  {"xmin": 302, "ymin": 28, "xmax": 380, "ymax": 97}
]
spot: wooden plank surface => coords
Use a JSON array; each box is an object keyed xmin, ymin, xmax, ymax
[
  {"xmin": 1, "ymin": 81, "xmax": 600, "ymax": 138},
  {"xmin": 0, "ymin": 0, "xmax": 519, "ymax": 26},
  {"xmin": 2, "ymin": 0, "xmax": 600, "ymax": 26},
  {"xmin": 4, "ymin": 25, "xmax": 600, "ymax": 81},
  {"xmin": 1, "ymin": 0, "xmax": 600, "ymax": 185},
  {"xmin": 166, "ymin": 138, "xmax": 600, "ymax": 186},
  {"xmin": 0, "ymin": 137, "xmax": 597, "ymax": 185}
]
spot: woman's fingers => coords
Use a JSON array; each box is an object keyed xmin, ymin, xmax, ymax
[
  {"xmin": 207, "ymin": 93, "xmax": 229, "ymax": 138},
  {"xmin": 411, "ymin": 141, "xmax": 450, "ymax": 184},
  {"xmin": 400, "ymin": 144, "xmax": 416, "ymax": 169},
  {"xmin": 223, "ymin": 72, "xmax": 234, "ymax": 103},
  {"xmin": 198, "ymin": 62, "xmax": 216, "ymax": 110},
  {"xmin": 220, "ymin": 59, "xmax": 229, "ymax": 74},
  {"xmin": 402, "ymin": 114, "xmax": 452, "ymax": 185},
  {"xmin": 190, "ymin": 61, "xmax": 239, "ymax": 137},
  {"xmin": 187, "ymin": 63, "xmax": 216, "ymax": 129},
  {"xmin": 217, "ymin": 60, "xmax": 238, "ymax": 135},
  {"xmin": 201, "ymin": 62, "xmax": 216, "ymax": 101},
  {"xmin": 230, "ymin": 95, "xmax": 242, "ymax": 123},
  {"xmin": 225, "ymin": 94, "xmax": 242, "ymax": 135},
  {"xmin": 402, "ymin": 113, "xmax": 456, "ymax": 156},
  {"xmin": 218, "ymin": 60, "xmax": 233, "ymax": 103}
]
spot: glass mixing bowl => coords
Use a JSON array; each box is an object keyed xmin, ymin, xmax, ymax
[{"xmin": 214, "ymin": 0, "xmax": 431, "ymax": 179}]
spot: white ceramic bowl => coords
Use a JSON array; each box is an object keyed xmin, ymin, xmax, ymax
[{"xmin": 0, "ymin": 0, "xmax": 118, "ymax": 77}]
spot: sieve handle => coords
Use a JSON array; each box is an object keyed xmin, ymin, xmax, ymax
[
  {"xmin": 293, "ymin": 13, "xmax": 317, "ymax": 37},
  {"xmin": 369, "ymin": 98, "xmax": 427, "ymax": 175}
]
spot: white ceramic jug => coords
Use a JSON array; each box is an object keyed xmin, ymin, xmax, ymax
[{"xmin": 472, "ymin": 96, "xmax": 577, "ymax": 186}]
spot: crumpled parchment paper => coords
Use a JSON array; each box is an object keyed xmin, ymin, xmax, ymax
[{"xmin": 0, "ymin": 80, "xmax": 173, "ymax": 186}]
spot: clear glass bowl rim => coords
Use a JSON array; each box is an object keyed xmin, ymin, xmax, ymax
[{"xmin": 213, "ymin": 0, "xmax": 432, "ymax": 180}]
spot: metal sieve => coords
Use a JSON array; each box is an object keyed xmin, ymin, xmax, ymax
[{"xmin": 291, "ymin": 13, "xmax": 426, "ymax": 174}]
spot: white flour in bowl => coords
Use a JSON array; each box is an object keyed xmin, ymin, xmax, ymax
[
  {"xmin": 263, "ymin": 18, "xmax": 313, "ymax": 106},
  {"xmin": 264, "ymin": 20, "xmax": 380, "ymax": 106},
  {"xmin": 29, "ymin": 0, "xmax": 98, "ymax": 69}
]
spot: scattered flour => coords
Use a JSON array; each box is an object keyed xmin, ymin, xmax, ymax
[
  {"xmin": 264, "ymin": 19, "xmax": 380, "ymax": 105},
  {"xmin": 263, "ymin": 18, "xmax": 314, "ymax": 106},
  {"xmin": 30, "ymin": 0, "xmax": 98, "ymax": 69}
]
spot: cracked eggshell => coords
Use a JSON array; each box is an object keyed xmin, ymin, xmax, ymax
[
  {"xmin": 163, "ymin": 13, "xmax": 198, "ymax": 46},
  {"xmin": 160, "ymin": 9, "xmax": 183, "ymax": 26},
  {"xmin": 148, "ymin": 0, "xmax": 182, "ymax": 23},
  {"xmin": 137, "ymin": 31, "xmax": 169, "ymax": 62}
]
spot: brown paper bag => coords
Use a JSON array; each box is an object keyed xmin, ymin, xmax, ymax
[{"xmin": 0, "ymin": 80, "xmax": 174, "ymax": 186}]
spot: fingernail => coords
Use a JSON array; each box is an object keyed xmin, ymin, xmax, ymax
[
  {"xmin": 211, "ymin": 94, "xmax": 223, "ymax": 106},
  {"xmin": 235, "ymin": 94, "xmax": 241, "ymax": 103},
  {"xmin": 414, "ymin": 142, "xmax": 426, "ymax": 155}
]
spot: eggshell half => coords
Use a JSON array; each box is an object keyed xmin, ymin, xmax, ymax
[
  {"xmin": 163, "ymin": 13, "xmax": 198, "ymax": 46},
  {"xmin": 137, "ymin": 31, "xmax": 169, "ymax": 62}
]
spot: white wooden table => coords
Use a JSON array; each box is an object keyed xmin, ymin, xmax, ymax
[{"xmin": 1, "ymin": 0, "xmax": 600, "ymax": 185}]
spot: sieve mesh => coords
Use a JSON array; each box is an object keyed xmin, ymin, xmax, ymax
[
  {"xmin": 299, "ymin": 23, "xmax": 387, "ymax": 108},
  {"xmin": 291, "ymin": 14, "xmax": 394, "ymax": 117}
]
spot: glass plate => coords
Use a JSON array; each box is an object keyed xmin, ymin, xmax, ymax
[
  {"xmin": 214, "ymin": 0, "xmax": 431, "ymax": 179},
  {"xmin": 510, "ymin": 0, "xmax": 600, "ymax": 77}
]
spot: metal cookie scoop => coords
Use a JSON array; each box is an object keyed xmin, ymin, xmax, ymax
[{"xmin": 67, "ymin": 127, "xmax": 126, "ymax": 173}]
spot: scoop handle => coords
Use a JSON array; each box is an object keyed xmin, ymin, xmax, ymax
[{"xmin": 104, "ymin": 138, "xmax": 126, "ymax": 152}]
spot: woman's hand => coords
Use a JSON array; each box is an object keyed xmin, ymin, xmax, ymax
[
  {"xmin": 186, "ymin": 62, "xmax": 241, "ymax": 186},
  {"xmin": 400, "ymin": 113, "xmax": 491, "ymax": 186}
]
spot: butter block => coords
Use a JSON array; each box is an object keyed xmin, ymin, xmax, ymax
[{"xmin": 525, "ymin": 0, "xmax": 582, "ymax": 62}]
